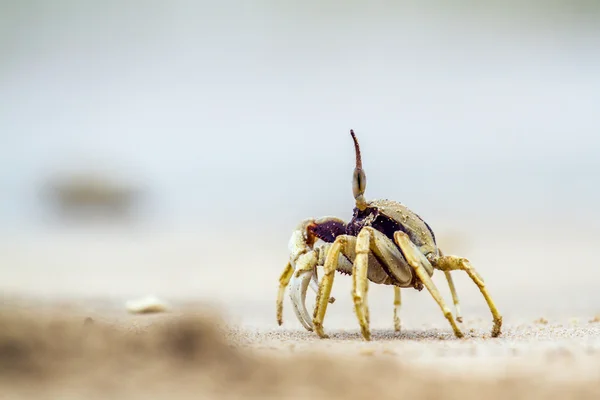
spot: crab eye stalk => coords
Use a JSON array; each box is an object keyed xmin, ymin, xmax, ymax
[
  {"xmin": 350, "ymin": 129, "xmax": 367, "ymax": 210},
  {"xmin": 353, "ymin": 167, "xmax": 367, "ymax": 207}
]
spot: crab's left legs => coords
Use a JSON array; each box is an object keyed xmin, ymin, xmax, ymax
[
  {"xmin": 289, "ymin": 251, "xmax": 319, "ymax": 331},
  {"xmin": 443, "ymin": 271, "xmax": 463, "ymax": 323},
  {"xmin": 394, "ymin": 231, "xmax": 464, "ymax": 338},
  {"xmin": 276, "ymin": 262, "xmax": 294, "ymax": 326},
  {"xmin": 312, "ymin": 235, "xmax": 356, "ymax": 338},
  {"xmin": 278, "ymin": 258, "xmax": 335, "ymax": 329},
  {"xmin": 434, "ymin": 255, "xmax": 502, "ymax": 337},
  {"xmin": 353, "ymin": 227, "xmax": 415, "ymax": 341},
  {"xmin": 353, "ymin": 229, "xmax": 371, "ymax": 340}
]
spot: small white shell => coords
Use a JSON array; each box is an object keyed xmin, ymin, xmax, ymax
[{"xmin": 126, "ymin": 296, "xmax": 169, "ymax": 314}]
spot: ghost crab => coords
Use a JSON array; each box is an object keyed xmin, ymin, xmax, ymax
[{"xmin": 276, "ymin": 130, "xmax": 502, "ymax": 341}]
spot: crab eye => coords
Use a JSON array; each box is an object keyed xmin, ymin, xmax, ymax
[{"xmin": 353, "ymin": 168, "xmax": 366, "ymax": 199}]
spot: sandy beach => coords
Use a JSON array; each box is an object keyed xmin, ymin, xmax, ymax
[{"xmin": 2, "ymin": 221, "xmax": 600, "ymax": 399}]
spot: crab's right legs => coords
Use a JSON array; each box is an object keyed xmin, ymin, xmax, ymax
[
  {"xmin": 393, "ymin": 287, "xmax": 402, "ymax": 332},
  {"xmin": 434, "ymin": 255, "xmax": 502, "ymax": 337},
  {"xmin": 394, "ymin": 231, "xmax": 464, "ymax": 338},
  {"xmin": 444, "ymin": 271, "xmax": 463, "ymax": 323}
]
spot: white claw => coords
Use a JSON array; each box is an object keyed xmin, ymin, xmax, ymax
[
  {"xmin": 289, "ymin": 252, "xmax": 317, "ymax": 331},
  {"xmin": 290, "ymin": 269, "xmax": 314, "ymax": 330}
]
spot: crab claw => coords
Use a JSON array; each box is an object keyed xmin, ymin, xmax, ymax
[{"xmin": 289, "ymin": 251, "xmax": 317, "ymax": 331}]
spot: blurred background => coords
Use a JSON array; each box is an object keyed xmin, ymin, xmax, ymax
[{"xmin": 1, "ymin": 1, "xmax": 599, "ymax": 330}]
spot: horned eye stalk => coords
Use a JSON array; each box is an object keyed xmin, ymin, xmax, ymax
[{"xmin": 351, "ymin": 129, "xmax": 367, "ymax": 210}]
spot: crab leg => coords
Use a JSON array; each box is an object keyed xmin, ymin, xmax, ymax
[
  {"xmin": 280, "ymin": 229, "xmax": 339, "ymax": 329},
  {"xmin": 434, "ymin": 255, "xmax": 502, "ymax": 337},
  {"xmin": 283, "ymin": 219, "xmax": 324, "ymax": 331},
  {"xmin": 353, "ymin": 229, "xmax": 372, "ymax": 340},
  {"xmin": 276, "ymin": 262, "xmax": 294, "ymax": 326},
  {"xmin": 310, "ymin": 266, "xmax": 336, "ymax": 302},
  {"xmin": 279, "ymin": 257, "xmax": 333, "ymax": 330},
  {"xmin": 312, "ymin": 235, "xmax": 355, "ymax": 338},
  {"xmin": 436, "ymin": 249, "xmax": 462, "ymax": 322},
  {"xmin": 277, "ymin": 266, "xmax": 325, "ymax": 326},
  {"xmin": 394, "ymin": 231, "xmax": 464, "ymax": 338},
  {"xmin": 443, "ymin": 271, "xmax": 463, "ymax": 323},
  {"xmin": 393, "ymin": 287, "xmax": 402, "ymax": 332},
  {"xmin": 351, "ymin": 227, "xmax": 416, "ymax": 340},
  {"xmin": 312, "ymin": 240, "xmax": 340, "ymax": 339}
]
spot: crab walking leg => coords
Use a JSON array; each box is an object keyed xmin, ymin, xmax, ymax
[
  {"xmin": 352, "ymin": 228, "xmax": 372, "ymax": 340},
  {"xmin": 276, "ymin": 262, "xmax": 294, "ymax": 326},
  {"xmin": 435, "ymin": 255, "xmax": 502, "ymax": 337},
  {"xmin": 353, "ymin": 226, "xmax": 415, "ymax": 340},
  {"xmin": 289, "ymin": 251, "xmax": 319, "ymax": 331},
  {"xmin": 394, "ymin": 231, "xmax": 464, "ymax": 338},
  {"xmin": 311, "ymin": 265, "xmax": 335, "ymax": 304},
  {"xmin": 312, "ymin": 235, "xmax": 353, "ymax": 338},
  {"xmin": 393, "ymin": 287, "xmax": 401, "ymax": 332},
  {"xmin": 444, "ymin": 271, "xmax": 463, "ymax": 323}
]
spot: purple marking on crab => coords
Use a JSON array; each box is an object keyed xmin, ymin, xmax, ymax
[
  {"xmin": 344, "ymin": 206, "xmax": 412, "ymax": 286},
  {"xmin": 308, "ymin": 220, "xmax": 347, "ymax": 243},
  {"xmin": 346, "ymin": 206, "xmax": 408, "ymax": 241}
]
